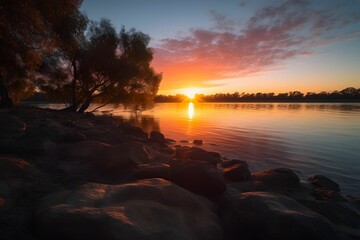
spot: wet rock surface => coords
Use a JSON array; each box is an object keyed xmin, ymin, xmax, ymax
[{"xmin": 0, "ymin": 107, "xmax": 359, "ymax": 240}]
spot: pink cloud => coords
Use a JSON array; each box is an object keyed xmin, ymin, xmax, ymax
[{"xmin": 153, "ymin": 0, "xmax": 360, "ymax": 88}]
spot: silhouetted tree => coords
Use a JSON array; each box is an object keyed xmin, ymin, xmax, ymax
[
  {"xmin": 0, "ymin": 0, "xmax": 84, "ymax": 107},
  {"xmin": 40, "ymin": 20, "xmax": 161, "ymax": 112},
  {"xmin": 155, "ymin": 88, "xmax": 360, "ymax": 102}
]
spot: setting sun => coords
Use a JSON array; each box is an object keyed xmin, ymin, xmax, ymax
[{"xmin": 183, "ymin": 88, "xmax": 200, "ymax": 99}]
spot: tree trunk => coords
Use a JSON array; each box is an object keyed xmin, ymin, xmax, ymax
[
  {"xmin": 77, "ymin": 94, "xmax": 92, "ymax": 113},
  {"xmin": 0, "ymin": 75, "xmax": 13, "ymax": 108},
  {"xmin": 71, "ymin": 58, "xmax": 77, "ymax": 108}
]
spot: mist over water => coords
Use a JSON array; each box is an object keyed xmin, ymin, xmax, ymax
[{"xmin": 38, "ymin": 102, "xmax": 360, "ymax": 194}]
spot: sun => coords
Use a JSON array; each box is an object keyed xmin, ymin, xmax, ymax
[{"xmin": 183, "ymin": 88, "xmax": 200, "ymax": 99}]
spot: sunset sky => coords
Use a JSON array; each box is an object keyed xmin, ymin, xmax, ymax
[{"xmin": 82, "ymin": 0, "xmax": 360, "ymax": 95}]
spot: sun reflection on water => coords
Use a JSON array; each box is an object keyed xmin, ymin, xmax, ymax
[{"xmin": 188, "ymin": 102, "xmax": 194, "ymax": 120}]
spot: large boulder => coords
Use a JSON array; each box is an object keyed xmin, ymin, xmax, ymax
[
  {"xmin": 61, "ymin": 141, "xmax": 150, "ymax": 173},
  {"xmin": 132, "ymin": 163, "xmax": 171, "ymax": 180},
  {"xmin": 299, "ymin": 200, "xmax": 360, "ymax": 229},
  {"xmin": 0, "ymin": 157, "xmax": 52, "ymax": 240},
  {"xmin": 0, "ymin": 113, "xmax": 26, "ymax": 136},
  {"xmin": 171, "ymin": 160, "xmax": 226, "ymax": 197},
  {"xmin": 220, "ymin": 191, "xmax": 343, "ymax": 240},
  {"xmin": 36, "ymin": 178, "xmax": 222, "ymax": 240},
  {"xmin": 149, "ymin": 131, "xmax": 166, "ymax": 144},
  {"xmin": 121, "ymin": 123, "xmax": 148, "ymax": 139},
  {"xmin": 101, "ymin": 142, "xmax": 150, "ymax": 172}
]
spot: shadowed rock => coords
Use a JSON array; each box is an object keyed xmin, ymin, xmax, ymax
[
  {"xmin": 221, "ymin": 159, "xmax": 249, "ymax": 169},
  {"xmin": 253, "ymin": 168, "xmax": 300, "ymax": 186},
  {"xmin": 171, "ymin": 160, "xmax": 226, "ymax": 197},
  {"xmin": 193, "ymin": 139, "xmax": 203, "ymax": 145},
  {"xmin": 220, "ymin": 191, "xmax": 343, "ymax": 240},
  {"xmin": 149, "ymin": 131, "xmax": 166, "ymax": 144},
  {"xmin": 121, "ymin": 123, "xmax": 148, "ymax": 139},
  {"xmin": 133, "ymin": 163, "xmax": 171, "ymax": 180},
  {"xmin": 61, "ymin": 141, "xmax": 150, "ymax": 174},
  {"xmin": 0, "ymin": 156, "xmax": 54, "ymax": 239},
  {"xmin": 223, "ymin": 163, "xmax": 251, "ymax": 182},
  {"xmin": 36, "ymin": 179, "xmax": 222, "ymax": 240},
  {"xmin": 308, "ymin": 175, "xmax": 340, "ymax": 192},
  {"xmin": 175, "ymin": 147, "xmax": 220, "ymax": 166}
]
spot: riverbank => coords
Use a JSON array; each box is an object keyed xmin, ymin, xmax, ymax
[{"xmin": 0, "ymin": 107, "xmax": 359, "ymax": 239}]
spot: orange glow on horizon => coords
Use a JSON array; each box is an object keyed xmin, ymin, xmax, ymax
[{"xmin": 182, "ymin": 88, "xmax": 201, "ymax": 99}]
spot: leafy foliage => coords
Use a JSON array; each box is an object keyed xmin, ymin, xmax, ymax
[
  {"xmin": 40, "ymin": 20, "xmax": 161, "ymax": 112},
  {"xmin": 0, "ymin": 0, "xmax": 84, "ymax": 106}
]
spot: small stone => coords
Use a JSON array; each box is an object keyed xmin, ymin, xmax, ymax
[{"xmin": 193, "ymin": 139, "xmax": 203, "ymax": 145}]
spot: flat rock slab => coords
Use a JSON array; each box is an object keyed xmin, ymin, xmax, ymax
[{"xmin": 36, "ymin": 178, "xmax": 222, "ymax": 240}]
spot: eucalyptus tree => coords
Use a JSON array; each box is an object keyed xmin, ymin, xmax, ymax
[{"xmin": 40, "ymin": 20, "xmax": 162, "ymax": 112}]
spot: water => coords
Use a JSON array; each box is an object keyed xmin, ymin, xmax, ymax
[{"xmin": 35, "ymin": 102, "xmax": 360, "ymax": 195}]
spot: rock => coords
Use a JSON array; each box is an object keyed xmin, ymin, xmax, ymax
[
  {"xmin": 221, "ymin": 159, "xmax": 249, "ymax": 169},
  {"xmin": 223, "ymin": 164, "xmax": 251, "ymax": 182},
  {"xmin": 165, "ymin": 138, "xmax": 176, "ymax": 143},
  {"xmin": 149, "ymin": 131, "xmax": 166, "ymax": 144},
  {"xmin": 74, "ymin": 118, "xmax": 94, "ymax": 130},
  {"xmin": 308, "ymin": 175, "xmax": 340, "ymax": 192},
  {"xmin": 220, "ymin": 191, "xmax": 342, "ymax": 240},
  {"xmin": 299, "ymin": 200, "xmax": 360, "ymax": 229},
  {"xmin": 61, "ymin": 140, "xmax": 109, "ymax": 161},
  {"xmin": 0, "ymin": 157, "xmax": 53, "ymax": 239},
  {"xmin": 253, "ymin": 168, "xmax": 300, "ymax": 187},
  {"xmin": 179, "ymin": 140, "xmax": 189, "ymax": 143},
  {"xmin": 63, "ymin": 129, "xmax": 87, "ymax": 142},
  {"xmin": 37, "ymin": 179, "xmax": 222, "ymax": 240},
  {"xmin": 193, "ymin": 139, "xmax": 203, "ymax": 145},
  {"xmin": 228, "ymin": 180, "xmax": 268, "ymax": 193},
  {"xmin": 132, "ymin": 163, "xmax": 171, "ymax": 180},
  {"xmin": 175, "ymin": 147, "xmax": 220, "ymax": 166},
  {"xmin": 171, "ymin": 160, "xmax": 226, "ymax": 197},
  {"xmin": 0, "ymin": 113, "xmax": 26, "ymax": 136},
  {"xmin": 0, "ymin": 139, "xmax": 19, "ymax": 153},
  {"xmin": 313, "ymin": 187, "xmax": 345, "ymax": 201},
  {"xmin": 104, "ymin": 142, "xmax": 150, "ymax": 171},
  {"xmin": 121, "ymin": 123, "xmax": 148, "ymax": 139},
  {"xmin": 62, "ymin": 141, "xmax": 150, "ymax": 174}
]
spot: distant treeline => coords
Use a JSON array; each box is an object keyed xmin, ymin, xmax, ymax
[{"xmin": 155, "ymin": 87, "xmax": 360, "ymax": 102}]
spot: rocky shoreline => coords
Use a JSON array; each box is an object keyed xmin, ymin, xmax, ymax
[{"xmin": 0, "ymin": 107, "xmax": 359, "ymax": 240}]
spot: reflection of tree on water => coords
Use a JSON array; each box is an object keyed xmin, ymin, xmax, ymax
[{"xmin": 128, "ymin": 113, "xmax": 160, "ymax": 133}]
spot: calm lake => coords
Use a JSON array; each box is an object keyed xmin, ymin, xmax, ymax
[{"xmin": 36, "ymin": 102, "xmax": 360, "ymax": 195}]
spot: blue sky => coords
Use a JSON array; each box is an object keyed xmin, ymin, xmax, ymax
[{"xmin": 81, "ymin": 0, "xmax": 360, "ymax": 94}]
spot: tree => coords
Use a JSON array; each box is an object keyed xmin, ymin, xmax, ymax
[
  {"xmin": 40, "ymin": 19, "xmax": 162, "ymax": 112},
  {"xmin": 0, "ymin": 0, "xmax": 84, "ymax": 107}
]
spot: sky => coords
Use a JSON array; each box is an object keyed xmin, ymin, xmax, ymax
[{"xmin": 81, "ymin": 0, "xmax": 360, "ymax": 95}]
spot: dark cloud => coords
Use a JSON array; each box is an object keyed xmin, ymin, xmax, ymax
[{"xmin": 153, "ymin": 0, "xmax": 360, "ymax": 83}]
